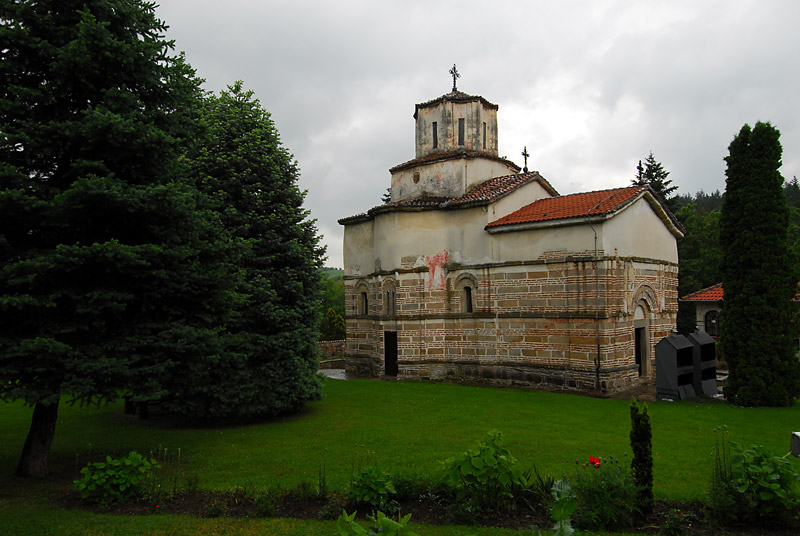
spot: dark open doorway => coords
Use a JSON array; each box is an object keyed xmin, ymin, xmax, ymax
[
  {"xmin": 384, "ymin": 331, "xmax": 398, "ymax": 376},
  {"xmin": 635, "ymin": 327, "xmax": 645, "ymax": 376}
]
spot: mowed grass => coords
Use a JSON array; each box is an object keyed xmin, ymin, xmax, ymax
[{"xmin": 1, "ymin": 377, "xmax": 799, "ymax": 534}]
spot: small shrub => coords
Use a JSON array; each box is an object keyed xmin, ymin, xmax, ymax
[
  {"xmin": 729, "ymin": 442, "xmax": 800, "ymax": 525},
  {"xmin": 630, "ymin": 398, "xmax": 654, "ymax": 514},
  {"xmin": 336, "ymin": 510, "xmax": 419, "ymax": 536},
  {"xmin": 254, "ymin": 495, "xmax": 277, "ymax": 518},
  {"xmin": 441, "ymin": 430, "xmax": 523, "ymax": 512},
  {"xmin": 73, "ymin": 451, "xmax": 160, "ymax": 504},
  {"xmin": 516, "ymin": 465, "xmax": 555, "ymax": 513},
  {"xmin": 708, "ymin": 426, "xmax": 800, "ymax": 527},
  {"xmin": 391, "ymin": 471, "xmax": 453, "ymax": 503},
  {"xmin": 249, "ymin": 487, "xmax": 279, "ymax": 518},
  {"xmin": 348, "ymin": 465, "xmax": 396, "ymax": 513},
  {"xmin": 318, "ymin": 497, "xmax": 347, "ymax": 521},
  {"xmin": 204, "ymin": 496, "xmax": 225, "ymax": 518},
  {"xmin": 661, "ymin": 507, "xmax": 695, "ymax": 536},
  {"xmin": 571, "ymin": 455, "xmax": 639, "ymax": 530}
]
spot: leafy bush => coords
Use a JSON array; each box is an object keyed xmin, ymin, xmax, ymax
[
  {"xmin": 571, "ymin": 455, "xmax": 639, "ymax": 530},
  {"xmin": 336, "ymin": 510, "xmax": 419, "ymax": 536},
  {"xmin": 441, "ymin": 430, "xmax": 524, "ymax": 511},
  {"xmin": 348, "ymin": 465, "xmax": 396, "ymax": 513},
  {"xmin": 73, "ymin": 451, "xmax": 160, "ymax": 504},
  {"xmin": 730, "ymin": 442, "xmax": 800, "ymax": 525},
  {"xmin": 708, "ymin": 427, "xmax": 800, "ymax": 526}
]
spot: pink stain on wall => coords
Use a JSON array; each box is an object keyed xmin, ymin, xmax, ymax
[{"xmin": 425, "ymin": 250, "xmax": 449, "ymax": 290}]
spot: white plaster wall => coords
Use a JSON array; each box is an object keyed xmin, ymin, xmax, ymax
[
  {"xmin": 602, "ymin": 199, "xmax": 679, "ymax": 263},
  {"xmin": 343, "ymin": 197, "xmax": 678, "ymax": 278},
  {"xmin": 391, "ymin": 157, "xmax": 518, "ymax": 201},
  {"xmin": 490, "ymin": 224, "xmax": 598, "ymax": 262},
  {"xmin": 487, "ymin": 181, "xmax": 555, "ymax": 223},
  {"xmin": 371, "ymin": 208, "xmax": 491, "ymax": 269},
  {"xmin": 342, "ymin": 220, "xmax": 374, "ymax": 276}
]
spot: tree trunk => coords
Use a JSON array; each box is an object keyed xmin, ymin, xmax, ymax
[{"xmin": 15, "ymin": 399, "xmax": 60, "ymax": 477}]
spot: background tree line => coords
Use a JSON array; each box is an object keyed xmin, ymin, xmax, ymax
[{"xmin": 319, "ymin": 267, "xmax": 345, "ymax": 341}]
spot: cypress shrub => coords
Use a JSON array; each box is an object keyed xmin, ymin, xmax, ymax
[{"xmin": 629, "ymin": 398, "xmax": 653, "ymax": 515}]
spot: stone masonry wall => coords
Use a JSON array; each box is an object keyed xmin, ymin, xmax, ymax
[{"xmin": 344, "ymin": 254, "xmax": 678, "ymax": 394}]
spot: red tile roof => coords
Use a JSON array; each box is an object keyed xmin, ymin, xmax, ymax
[
  {"xmin": 338, "ymin": 172, "xmax": 554, "ymax": 225},
  {"xmin": 447, "ymin": 172, "xmax": 557, "ymax": 207},
  {"xmin": 681, "ymin": 282, "xmax": 800, "ymax": 302},
  {"xmin": 681, "ymin": 283, "xmax": 724, "ymax": 302},
  {"xmin": 487, "ymin": 186, "xmax": 646, "ymax": 229}
]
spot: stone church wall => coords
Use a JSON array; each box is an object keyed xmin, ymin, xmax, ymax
[{"xmin": 343, "ymin": 254, "xmax": 678, "ymax": 394}]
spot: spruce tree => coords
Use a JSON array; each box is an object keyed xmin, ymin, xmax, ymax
[
  {"xmin": 633, "ymin": 151, "xmax": 678, "ymax": 212},
  {"xmin": 0, "ymin": 0, "xmax": 234, "ymax": 475},
  {"xmin": 720, "ymin": 122, "xmax": 800, "ymax": 406},
  {"xmin": 174, "ymin": 82, "xmax": 324, "ymax": 420}
]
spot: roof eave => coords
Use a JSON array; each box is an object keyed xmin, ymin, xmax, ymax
[
  {"xmin": 486, "ymin": 214, "xmax": 609, "ymax": 234},
  {"xmin": 640, "ymin": 190, "xmax": 685, "ymax": 239},
  {"xmin": 389, "ymin": 151, "xmax": 520, "ymax": 174}
]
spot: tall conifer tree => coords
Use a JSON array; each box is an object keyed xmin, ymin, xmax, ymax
[
  {"xmin": 0, "ymin": 0, "xmax": 234, "ymax": 475},
  {"xmin": 172, "ymin": 83, "xmax": 324, "ymax": 420},
  {"xmin": 720, "ymin": 122, "xmax": 800, "ymax": 406},
  {"xmin": 633, "ymin": 151, "xmax": 678, "ymax": 212}
]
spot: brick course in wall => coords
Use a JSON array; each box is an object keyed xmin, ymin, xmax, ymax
[{"xmin": 344, "ymin": 254, "xmax": 677, "ymax": 394}]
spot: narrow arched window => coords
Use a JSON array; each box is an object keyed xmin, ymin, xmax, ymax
[
  {"xmin": 432, "ymin": 121, "xmax": 438, "ymax": 149},
  {"xmin": 385, "ymin": 289, "xmax": 395, "ymax": 316},
  {"xmin": 360, "ymin": 291, "xmax": 368, "ymax": 316},
  {"xmin": 458, "ymin": 118, "xmax": 465, "ymax": 146},
  {"xmin": 454, "ymin": 273, "xmax": 478, "ymax": 314}
]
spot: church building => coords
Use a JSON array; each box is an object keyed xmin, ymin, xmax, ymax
[{"xmin": 338, "ymin": 75, "xmax": 683, "ymax": 393}]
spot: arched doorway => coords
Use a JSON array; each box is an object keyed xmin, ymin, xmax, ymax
[{"xmin": 704, "ymin": 310, "xmax": 721, "ymax": 338}]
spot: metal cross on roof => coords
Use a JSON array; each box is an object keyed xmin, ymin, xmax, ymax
[
  {"xmin": 522, "ymin": 146, "xmax": 530, "ymax": 173},
  {"xmin": 449, "ymin": 64, "xmax": 460, "ymax": 92}
]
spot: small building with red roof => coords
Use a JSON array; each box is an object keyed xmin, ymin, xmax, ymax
[
  {"xmin": 680, "ymin": 283, "xmax": 724, "ymax": 338},
  {"xmin": 339, "ymin": 82, "xmax": 684, "ymax": 394}
]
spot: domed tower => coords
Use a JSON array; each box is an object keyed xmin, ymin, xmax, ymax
[{"xmin": 389, "ymin": 68, "xmax": 520, "ymax": 202}]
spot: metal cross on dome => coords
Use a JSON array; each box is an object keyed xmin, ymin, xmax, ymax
[
  {"xmin": 522, "ymin": 146, "xmax": 530, "ymax": 173},
  {"xmin": 449, "ymin": 64, "xmax": 460, "ymax": 92}
]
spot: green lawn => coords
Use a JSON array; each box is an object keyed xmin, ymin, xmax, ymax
[{"xmin": 1, "ymin": 377, "xmax": 798, "ymax": 535}]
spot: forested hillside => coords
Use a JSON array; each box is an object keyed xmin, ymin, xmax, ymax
[{"xmin": 674, "ymin": 177, "xmax": 800, "ymax": 333}]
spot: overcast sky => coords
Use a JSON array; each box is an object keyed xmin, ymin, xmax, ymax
[{"xmin": 156, "ymin": 0, "xmax": 800, "ymax": 268}]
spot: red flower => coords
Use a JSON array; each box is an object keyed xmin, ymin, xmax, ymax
[{"xmin": 589, "ymin": 456, "xmax": 601, "ymax": 468}]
